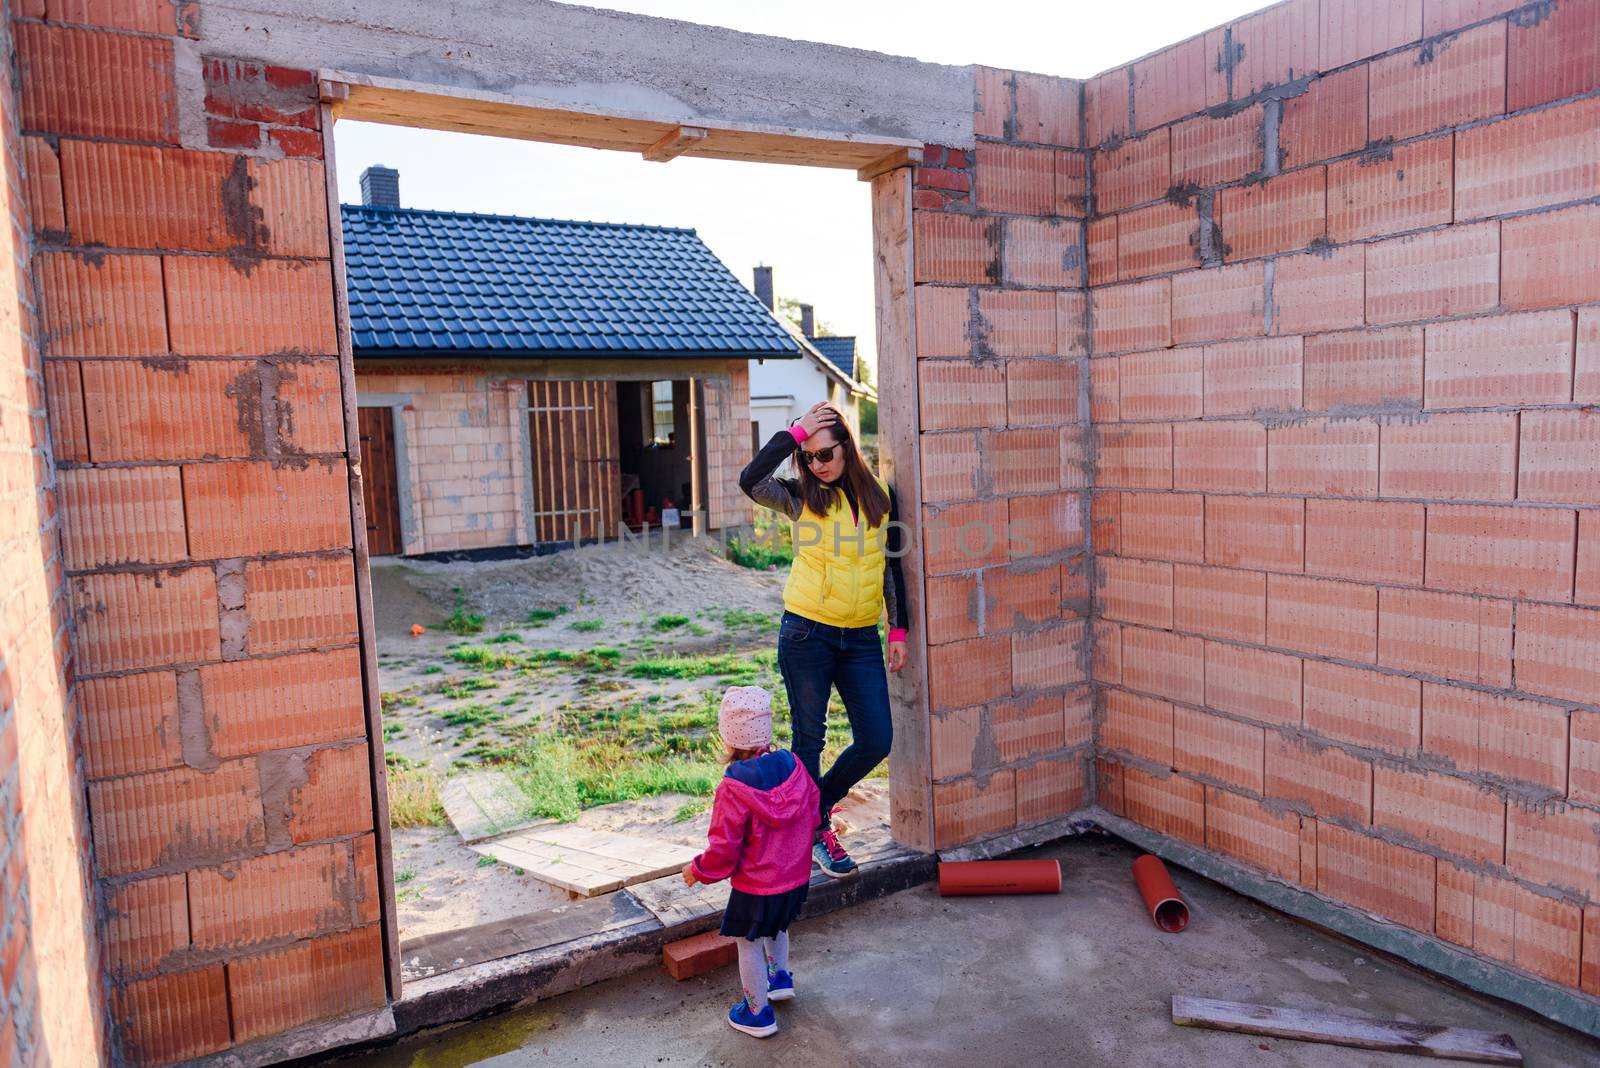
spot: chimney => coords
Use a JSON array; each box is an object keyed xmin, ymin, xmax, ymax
[
  {"xmin": 753, "ymin": 265, "xmax": 774, "ymax": 311},
  {"xmin": 799, "ymin": 303, "xmax": 815, "ymax": 337},
  {"xmin": 360, "ymin": 165, "xmax": 400, "ymax": 209}
]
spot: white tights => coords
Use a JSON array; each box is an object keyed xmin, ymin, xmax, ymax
[{"xmin": 735, "ymin": 931, "xmax": 790, "ymax": 1012}]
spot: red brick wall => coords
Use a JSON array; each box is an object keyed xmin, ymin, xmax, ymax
[{"xmin": 1087, "ymin": 0, "xmax": 1600, "ymax": 1000}]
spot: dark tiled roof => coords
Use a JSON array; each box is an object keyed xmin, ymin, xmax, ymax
[
  {"xmin": 340, "ymin": 205, "xmax": 801, "ymax": 358},
  {"xmin": 809, "ymin": 335, "xmax": 857, "ymax": 378}
]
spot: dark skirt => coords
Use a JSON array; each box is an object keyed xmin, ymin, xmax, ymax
[{"xmin": 720, "ymin": 883, "xmax": 809, "ymax": 940}]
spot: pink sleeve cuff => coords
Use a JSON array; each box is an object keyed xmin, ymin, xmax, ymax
[
  {"xmin": 887, "ymin": 628, "xmax": 907, "ymax": 643},
  {"xmin": 787, "ymin": 424, "xmax": 809, "ymax": 444}
]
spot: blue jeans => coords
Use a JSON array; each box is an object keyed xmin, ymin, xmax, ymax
[{"xmin": 775, "ymin": 611, "xmax": 893, "ymax": 832}]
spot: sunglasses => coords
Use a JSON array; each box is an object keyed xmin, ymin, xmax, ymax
[{"xmin": 799, "ymin": 446, "xmax": 838, "ymax": 466}]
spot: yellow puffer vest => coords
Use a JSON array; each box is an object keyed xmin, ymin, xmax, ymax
[{"xmin": 783, "ymin": 479, "xmax": 888, "ymax": 629}]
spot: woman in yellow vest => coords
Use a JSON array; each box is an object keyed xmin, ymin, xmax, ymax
[{"xmin": 739, "ymin": 402, "xmax": 908, "ymax": 878}]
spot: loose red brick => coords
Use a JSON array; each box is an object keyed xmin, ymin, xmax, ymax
[
  {"xmin": 16, "ymin": 23, "xmax": 176, "ymax": 141},
  {"xmin": 1306, "ymin": 499, "xmax": 1424, "ymax": 584},
  {"xmin": 1514, "ymin": 601, "xmax": 1600, "ymax": 705},
  {"xmin": 1014, "ymin": 71, "xmax": 1082, "ymax": 147},
  {"xmin": 201, "ymin": 648, "xmax": 365, "ymax": 758},
  {"xmin": 1097, "ymin": 424, "xmax": 1172, "ymax": 490},
  {"xmin": 1173, "ymin": 420, "xmax": 1265, "ymax": 493},
  {"xmin": 1098, "ymin": 556, "xmax": 1173, "ymax": 628},
  {"xmin": 919, "ymin": 361, "xmax": 1006, "ymax": 431},
  {"xmin": 915, "ymin": 285, "xmax": 971, "ymax": 357},
  {"xmin": 1364, "ymin": 221, "xmax": 1500, "ymax": 324},
  {"xmin": 1177, "ymin": 565, "xmax": 1260, "ymax": 642},
  {"xmin": 72, "ymin": 568, "xmax": 219, "ymax": 674},
  {"xmin": 1317, "ymin": 822, "xmax": 1436, "ymax": 932},
  {"xmin": 987, "ymin": 561, "xmax": 1064, "ymax": 630},
  {"xmin": 1132, "ymin": 33, "xmax": 1227, "ymax": 131},
  {"xmin": 914, "ymin": 212, "xmax": 999, "ymax": 285},
  {"xmin": 1087, "ymin": 216, "xmax": 1119, "ymax": 286},
  {"xmin": 1116, "ymin": 200, "xmax": 1199, "ymax": 279},
  {"xmin": 985, "ymin": 426, "xmax": 1062, "ymax": 494},
  {"xmin": 1507, "ymin": 0, "xmax": 1600, "ymax": 111},
  {"xmin": 976, "ymin": 142, "xmax": 1056, "ymax": 215},
  {"xmin": 976, "ymin": 289, "xmax": 1055, "ymax": 358},
  {"xmin": 104, "ymin": 873, "xmax": 188, "ymax": 974},
  {"xmin": 165, "ymin": 256, "xmax": 338, "ymax": 357},
  {"xmin": 1580, "ymin": 508, "xmax": 1600, "ymax": 605},
  {"xmin": 39, "ymin": 252, "xmax": 167, "ymax": 356},
  {"xmin": 1231, "ymin": 0, "xmax": 1319, "ymax": 97},
  {"xmin": 1172, "ymin": 262, "xmax": 1264, "ymax": 344},
  {"xmin": 1280, "ymin": 66, "xmax": 1370, "ymax": 169},
  {"xmin": 89, "ymin": 760, "xmax": 265, "ymax": 876},
  {"xmin": 1204, "ymin": 640, "xmax": 1301, "ymax": 726},
  {"xmin": 268, "ymin": 126, "xmax": 324, "ymax": 159},
  {"xmin": 1327, "ymin": 136, "xmax": 1453, "ymax": 242},
  {"xmin": 1303, "ymin": 659, "xmax": 1421, "ymax": 752},
  {"xmin": 183, "ymin": 461, "xmax": 352, "ymax": 558},
  {"xmin": 1171, "ymin": 106, "xmax": 1262, "ymax": 187},
  {"xmin": 1204, "ymin": 336, "xmax": 1302, "ymax": 415},
  {"xmin": 1378, "ymin": 586, "xmax": 1512, "ymax": 686},
  {"xmin": 1017, "ymin": 754, "xmax": 1088, "ymax": 824},
  {"xmin": 80, "ymin": 671, "xmax": 182, "ymax": 780},
  {"xmin": 285, "ymin": 744, "xmax": 374, "ymax": 844},
  {"xmin": 1369, "ymin": 21, "xmax": 1507, "ymax": 140},
  {"xmin": 1576, "ymin": 306, "xmax": 1600, "ymax": 403},
  {"xmin": 1205, "ymin": 495, "xmax": 1304, "ymax": 572},
  {"xmin": 925, "ymin": 500, "xmax": 1009, "ymax": 573},
  {"xmin": 1455, "ymin": 97, "xmax": 1600, "ymax": 220},
  {"xmin": 1085, "ymin": 68, "xmax": 1130, "ymax": 147},
  {"xmin": 1121, "ymin": 764, "xmax": 1205, "ymax": 845},
  {"xmin": 114, "ymin": 968, "xmax": 230, "ymax": 1067},
  {"xmin": 1219, "ymin": 167, "xmax": 1326, "ymax": 261},
  {"xmin": 1008, "ymin": 493, "xmax": 1084, "ymax": 557},
  {"xmin": 227, "ymin": 925, "xmax": 385, "ymax": 1042},
  {"xmin": 1573, "ymin": 709, "xmax": 1600, "ymax": 804},
  {"xmin": 81, "ymin": 358, "xmax": 258, "ymax": 462},
  {"xmin": 1425, "ymin": 310, "xmax": 1575, "ymax": 409},
  {"xmin": 1380, "ymin": 411, "xmax": 1518, "ymax": 500},
  {"xmin": 1271, "ymin": 245, "xmax": 1365, "ymax": 336},
  {"xmin": 1174, "ymin": 706, "xmax": 1265, "ymax": 792},
  {"xmin": 928, "ymin": 634, "xmax": 1011, "ymax": 711},
  {"xmin": 1303, "ymin": 325, "xmax": 1423, "ymax": 410},
  {"xmin": 1121, "ymin": 625, "xmax": 1204, "ymax": 705},
  {"xmin": 61, "ymin": 141, "xmax": 238, "ymax": 252},
  {"xmin": 1320, "ymin": 0, "xmax": 1423, "ymax": 71},
  {"xmin": 933, "ymin": 770, "xmax": 1017, "ymax": 849},
  {"xmin": 1423, "ymin": 683, "xmax": 1568, "ymax": 793},
  {"xmin": 1267, "ymin": 418, "xmax": 1378, "ymax": 496},
  {"xmin": 1100, "ymin": 688, "xmax": 1175, "ymax": 765},
  {"xmin": 1374, "ymin": 765, "xmax": 1506, "ymax": 864},
  {"xmin": 1506, "ymin": 803, "xmax": 1600, "ymax": 901},
  {"xmin": 1096, "ymin": 130, "xmax": 1171, "ymax": 213},
  {"xmin": 1003, "ymin": 216, "xmax": 1081, "ymax": 287},
  {"xmin": 1425, "ymin": 504, "xmax": 1575, "ymax": 601},
  {"xmin": 1012, "ymin": 619, "xmax": 1087, "ymax": 691},
  {"xmin": 1518, "ymin": 409, "xmax": 1600, "ymax": 504},
  {"xmin": 1266, "ymin": 733, "xmax": 1374, "ymax": 822},
  {"xmin": 1119, "ymin": 348, "xmax": 1202, "ymax": 420},
  {"xmin": 1267, "ymin": 572, "xmax": 1377, "ymax": 662},
  {"xmin": 1205, "ymin": 786, "xmax": 1302, "ymax": 881},
  {"xmin": 1122, "ymin": 491, "xmax": 1203, "ymax": 562},
  {"xmin": 1091, "ymin": 278, "xmax": 1171, "ymax": 353},
  {"xmin": 1501, "ymin": 202, "xmax": 1600, "ymax": 310}
]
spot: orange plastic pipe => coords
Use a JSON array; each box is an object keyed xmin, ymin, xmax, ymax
[
  {"xmin": 1132, "ymin": 854, "xmax": 1190, "ymax": 932},
  {"xmin": 937, "ymin": 859, "xmax": 1062, "ymax": 896}
]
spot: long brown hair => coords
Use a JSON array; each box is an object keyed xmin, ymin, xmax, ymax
[{"xmin": 796, "ymin": 415, "xmax": 891, "ymax": 528}]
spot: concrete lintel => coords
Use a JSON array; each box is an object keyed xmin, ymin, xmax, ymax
[{"xmin": 185, "ymin": 1007, "xmax": 395, "ymax": 1067}]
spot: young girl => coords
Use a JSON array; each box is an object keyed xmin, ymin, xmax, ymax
[{"xmin": 683, "ymin": 685, "xmax": 820, "ymax": 1038}]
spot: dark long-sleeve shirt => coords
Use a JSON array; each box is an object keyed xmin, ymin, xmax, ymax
[{"xmin": 739, "ymin": 429, "xmax": 909, "ymax": 636}]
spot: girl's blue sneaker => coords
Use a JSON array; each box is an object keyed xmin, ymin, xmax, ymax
[
  {"xmin": 727, "ymin": 998, "xmax": 778, "ymax": 1038},
  {"xmin": 767, "ymin": 969, "xmax": 795, "ymax": 1001}
]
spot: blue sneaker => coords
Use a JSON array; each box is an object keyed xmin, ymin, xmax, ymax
[
  {"xmin": 768, "ymin": 969, "xmax": 795, "ymax": 1002},
  {"xmin": 813, "ymin": 829, "xmax": 858, "ymax": 879},
  {"xmin": 727, "ymin": 998, "xmax": 777, "ymax": 1037}
]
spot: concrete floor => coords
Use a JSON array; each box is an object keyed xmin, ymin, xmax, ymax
[{"xmin": 343, "ymin": 836, "xmax": 1600, "ymax": 1067}]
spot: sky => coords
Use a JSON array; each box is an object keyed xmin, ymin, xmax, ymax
[{"xmin": 333, "ymin": 0, "xmax": 1262, "ymax": 372}]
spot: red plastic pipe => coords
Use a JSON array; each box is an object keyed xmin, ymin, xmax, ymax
[
  {"xmin": 1132, "ymin": 854, "xmax": 1190, "ymax": 932},
  {"xmin": 937, "ymin": 859, "xmax": 1061, "ymax": 896}
]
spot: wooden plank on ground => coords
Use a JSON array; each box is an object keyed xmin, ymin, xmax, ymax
[
  {"xmin": 1171, "ymin": 996, "xmax": 1522, "ymax": 1065},
  {"xmin": 439, "ymin": 769, "xmax": 539, "ymax": 843},
  {"xmin": 400, "ymin": 890, "xmax": 654, "ymax": 980},
  {"xmin": 627, "ymin": 873, "xmax": 729, "ymax": 927},
  {"xmin": 473, "ymin": 825, "xmax": 699, "ymax": 898}
]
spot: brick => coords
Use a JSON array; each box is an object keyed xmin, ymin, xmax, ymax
[
  {"xmin": 1231, "ymin": 0, "xmax": 1319, "ymax": 96},
  {"xmin": 1588, "ymin": 906, "xmax": 1600, "ymax": 995},
  {"xmin": 1005, "ymin": 360, "xmax": 1078, "ymax": 427},
  {"xmin": 1116, "ymin": 201, "xmax": 1198, "ymax": 279},
  {"xmin": 165, "ymin": 257, "xmax": 338, "ymax": 357},
  {"xmin": 1455, "ymin": 97, "xmax": 1600, "ymax": 220},
  {"xmin": 976, "ymin": 289, "xmax": 1056, "ymax": 358},
  {"xmin": 1132, "ymin": 33, "xmax": 1228, "ymax": 132},
  {"xmin": 976, "ymin": 142, "xmax": 1056, "ymax": 214},
  {"xmin": 986, "ymin": 561, "xmax": 1063, "ymax": 630},
  {"xmin": 1320, "ymin": 0, "xmax": 1422, "ymax": 71},
  {"xmin": 1092, "ymin": 491, "xmax": 1122, "ymax": 555},
  {"xmin": 1171, "ymin": 106, "xmax": 1262, "ymax": 187},
  {"xmin": 57, "ymin": 466, "xmax": 186, "ymax": 570},
  {"xmin": 114, "ymin": 968, "xmax": 230, "ymax": 1067},
  {"xmin": 1173, "ymin": 421, "xmax": 1265, "ymax": 493},
  {"xmin": 985, "ymin": 427, "xmax": 1061, "ymax": 494},
  {"xmin": 1427, "ymin": 310, "xmax": 1576, "ymax": 410},
  {"xmin": 1317, "ymin": 822, "xmax": 1436, "ymax": 932},
  {"xmin": 1017, "ymin": 754, "xmax": 1088, "ymax": 824},
  {"xmin": 89, "ymin": 760, "xmax": 265, "ymax": 876},
  {"xmin": 1084, "ymin": 68, "xmax": 1130, "ymax": 147},
  {"xmin": 1087, "ymin": 217, "xmax": 1118, "ymax": 286},
  {"xmin": 1092, "ymin": 619, "xmax": 1122, "ymax": 684},
  {"xmin": 60, "ymin": 141, "xmax": 238, "ymax": 252},
  {"xmin": 1425, "ymin": 504, "xmax": 1575, "ymax": 601},
  {"xmin": 104, "ymin": 874, "xmax": 187, "ymax": 973},
  {"xmin": 1479, "ymin": 878, "xmax": 1582, "ymax": 986},
  {"xmin": 206, "ymin": 58, "xmax": 319, "ymax": 128},
  {"xmin": 183, "ymin": 461, "xmax": 351, "ymax": 557},
  {"xmin": 1378, "ymin": 586, "xmax": 1512, "ymax": 686},
  {"xmin": 285, "ymin": 744, "xmax": 374, "ymax": 843},
  {"xmin": 1303, "ymin": 325, "xmax": 1423, "ymax": 410},
  {"xmin": 16, "ymin": 23, "xmax": 176, "ymax": 141},
  {"xmin": 661, "ymin": 929, "xmax": 739, "ymax": 980},
  {"xmin": 1327, "ymin": 136, "xmax": 1453, "ymax": 242},
  {"xmin": 1174, "ymin": 706, "xmax": 1264, "ymax": 791},
  {"xmin": 1172, "ymin": 262, "xmax": 1265, "ymax": 344},
  {"xmin": 914, "ymin": 286, "xmax": 971, "ymax": 358},
  {"xmin": 1507, "ymin": 0, "xmax": 1600, "ymax": 111},
  {"xmin": 274, "ymin": 359, "xmax": 345, "ymax": 454},
  {"xmin": 1267, "ymin": 419, "xmax": 1378, "ymax": 496},
  {"xmin": 1118, "ymin": 349, "xmax": 1200, "ymax": 421},
  {"xmin": 353, "ymin": 835, "xmax": 381, "ymax": 924},
  {"xmin": 1203, "ymin": 336, "xmax": 1301, "ymax": 416},
  {"xmin": 228, "ymin": 925, "xmax": 385, "ymax": 1042},
  {"xmin": 1174, "ymin": 565, "xmax": 1265, "ymax": 643},
  {"xmin": 1007, "ymin": 493, "xmax": 1084, "ymax": 558},
  {"xmin": 1437, "ymin": 860, "xmax": 1477, "ymax": 947},
  {"xmin": 1423, "ymin": 683, "xmax": 1568, "ymax": 792},
  {"xmin": 1011, "ymin": 619, "xmax": 1086, "ymax": 691},
  {"xmin": 1205, "ymin": 787, "xmax": 1301, "ymax": 881},
  {"xmin": 1364, "ymin": 221, "xmax": 1500, "ymax": 324},
  {"xmin": 43, "ymin": 0, "xmax": 178, "ymax": 34},
  {"xmin": 1205, "ymin": 495, "xmax": 1304, "ymax": 572},
  {"xmin": 1091, "ymin": 278, "xmax": 1170, "ymax": 353},
  {"xmin": 974, "ymin": 67, "xmax": 1010, "ymax": 140},
  {"xmin": 1058, "ymin": 290, "xmax": 1090, "ymax": 356},
  {"xmin": 201, "ymin": 648, "xmax": 364, "ymax": 758},
  {"xmin": 1003, "ymin": 217, "xmax": 1081, "ymax": 287},
  {"xmin": 1506, "ymin": 804, "xmax": 1600, "ymax": 901},
  {"xmin": 80, "ymin": 672, "xmax": 181, "ymax": 779},
  {"xmin": 1515, "ymin": 601, "xmax": 1600, "ymax": 705},
  {"xmin": 1122, "ymin": 626, "xmax": 1204, "ymax": 705},
  {"xmin": 269, "ymin": 126, "xmax": 324, "ymax": 159},
  {"xmin": 23, "ymin": 135, "xmax": 65, "ymax": 237},
  {"xmin": 1303, "ymin": 660, "xmax": 1421, "ymax": 752},
  {"xmin": 1375, "ymin": 765, "xmax": 1506, "ymax": 863},
  {"xmin": 914, "ymin": 212, "xmax": 999, "ymax": 285},
  {"xmin": 208, "ymin": 118, "xmax": 262, "ymax": 149},
  {"xmin": 1305, "ymin": 498, "xmax": 1423, "ymax": 584},
  {"xmin": 921, "ymin": 431, "xmax": 982, "ymax": 504},
  {"xmin": 1122, "ymin": 491, "xmax": 1203, "ymax": 562},
  {"xmin": 1267, "ymin": 573, "xmax": 1377, "ymax": 662},
  {"xmin": 1574, "ymin": 710, "xmax": 1600, "ymax": 804},
  {"xmin": 1100, "ymin": 688, "xmax": 1174, "ymax": 765},
  {"xmin": 1423, "ymin": 0, "xmax": 1524, "ymax": 35},
  {"xmin": 933, "ymin": 770, "xmax": 1016, "ymax": 848},
  {"xmin": 1219, "ymin": 167, "xmax": 1326, "ymax": 261},
  {"xmin": 932, "ymin": 706, "xmax": 981, "ymax": 780},
  {"xmin": 1501, "ymin": 202, "xmax": 1600, "ymax": 309},
  {"xmin": 1280, "ymin": 66, "xmax": 1370, "ymax": 170},
  {"xmin": 919, "ymin": 361, "xmax": 1006, "ymax": 431},
  {"xmin": 81, "ymin": 358, "xmax": 258, "ymax": 462},
  {"xmin": 1205, "ymin": 641, "xmax": 1301, "ymax": 728},
  {"xmin": 1369, "ymin": 22, "xmax": 1507, "ymax": 140},
  {"xmin": 72, "ymin": 568, "xmax": 219, "ymax": 674},
  {"xmin": 1380, "ymin": 411, "xmax": 1518, "ymax": 501},
  {"xmin": 39, "ymin": 252, "xmax": 166, "ymax": 356},
  {"xmin": 928, "ymin": 634, "xmax": 1011, "ymax": 710},
  {"xmin": 1121, "ymin": 765, "xmax": 1204, "ymax": 844},
  {"xmin": 991, "ymin": 691, "xmax": 1069, "ymax": 762},
  {"xmin": 1271, "ymin": 245, "xmax": 1365, "ymax": 336},
  {"xmin": 45, "ymin": 359, "xmax": 89, "ymax": 461},
  {"xmin": 925, "ymin": 500, "xmax": 1008, "ymax": 573},
  {"xmin": 1096, "ymin": 130, "xmax": 1170, "ymax": 213},
  {"xmin": 1098, "ymin": 556, "xmax": 1172, "ymax": 628},
  {"xmin": 1265, "ymin": 733, "xmax": 1373, "ymax": 822},
  {"xmin": 1013, "ymin": 71, "xmax": 1081, "ymax": 147},
  {"xmin": 1519, "ymin": 409, "xmax": 1600, "ymax": 504},
  {"xmin": 1581, "ymin": 508, "xmax": 1600, "ymax": 605},
  {"xmin": 1578, "ymin": 307, "xmax": 1600, "ymax": 403},
  {"xmin": 189, "ymin": 841, "xmax": 348, "ymax": 950},
  {"xmin": 925, "ymin": 573, "xmax": 980, "ymax": 645}
]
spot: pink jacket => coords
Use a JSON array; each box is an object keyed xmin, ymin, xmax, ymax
[{"xmin": 690, "ymin": 750, "xmax": 819, "ymax": 895}]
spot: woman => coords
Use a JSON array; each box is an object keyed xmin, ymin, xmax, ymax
[{"xmin": 739, "ymin": 402, "xmax": 908, "ymax": 878}]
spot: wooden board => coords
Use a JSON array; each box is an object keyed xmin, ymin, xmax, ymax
[
  {"xmin": 357, "ymin": 406, "xmax": 402, "ymax": 556},
  {"xmin": 627, "ymin": 873, "xmax": 730, "ymax": 928},
  {"xmin": 471, "ymin": 825, "xmax": 699, "ymax": 898},
  {"xmin": 1171, "ymin": 996, "xmax": 1523, "ymax": 1065},
  {"xmin": 439, "ymin": 770, "xmax": 539, "ymax": 843},
  {"xmin": 400, "ymin": 890, "xmax": 653, "ymax": 981}
]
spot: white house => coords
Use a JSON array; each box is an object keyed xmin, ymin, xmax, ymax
[{"xmin": 747, "ymin": 266, "xmax": 873, "ymax": 447}]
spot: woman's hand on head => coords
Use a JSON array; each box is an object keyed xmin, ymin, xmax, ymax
[
  {"xmin": 796, "ymin": 402, "xmax": 840, "ymax": 437},
  {"xmin": 887, "ymin": 639, "xmax": 907, "ymax": 673}
]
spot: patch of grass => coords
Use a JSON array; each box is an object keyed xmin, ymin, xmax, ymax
[
  {"xmin": 440, "ymin": 676, "xmax": 497, "ymax": 699},
  {"xmin": 527, "ymin": 606, "xmax": 570, "ymax": 624},
  {"xmin": 396, "ymin": 868, "xmax": 417, "ymax": 883},
  {"xmin": 570, "ymin": 619, "xmax": 605, "ymax": 633},
  {"xmin": 444, "ymin": 588, "xmax": 485, "ymax": 636},
  {"xmin": 419, "ymin": 664, "xmax": 444, "ymax": 675},
  {"xmin": 441, "ymin": 703, "xmax": 504, "ymax": 727},
  {"xmin": 387, "ymin": 764, "xmax": 447, "ymax": 828},
  {"xmin": 475, "ymin": 854, "xmax": 498, "ymax": 868},
  {"xmin": 652, "ymin": 614, "xmax": 690, "ymax": 631},
  {"xmin": 721, "ymin": 608, "xmax": 777, "ymax": 629},
  {"xmin": 382, "ymin": 722, "xmax": 405, "ymax": 740},
  {"xmin": 671, "ymin": 798, "xmax": 711, "ymax": 823},
  {"xmin": 487, "ymin": 632, "xmax": 522, "ymax": 645},
  {"xmin": 628, "ymin": 650, "xmax": 776, "ymax": 682}
]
